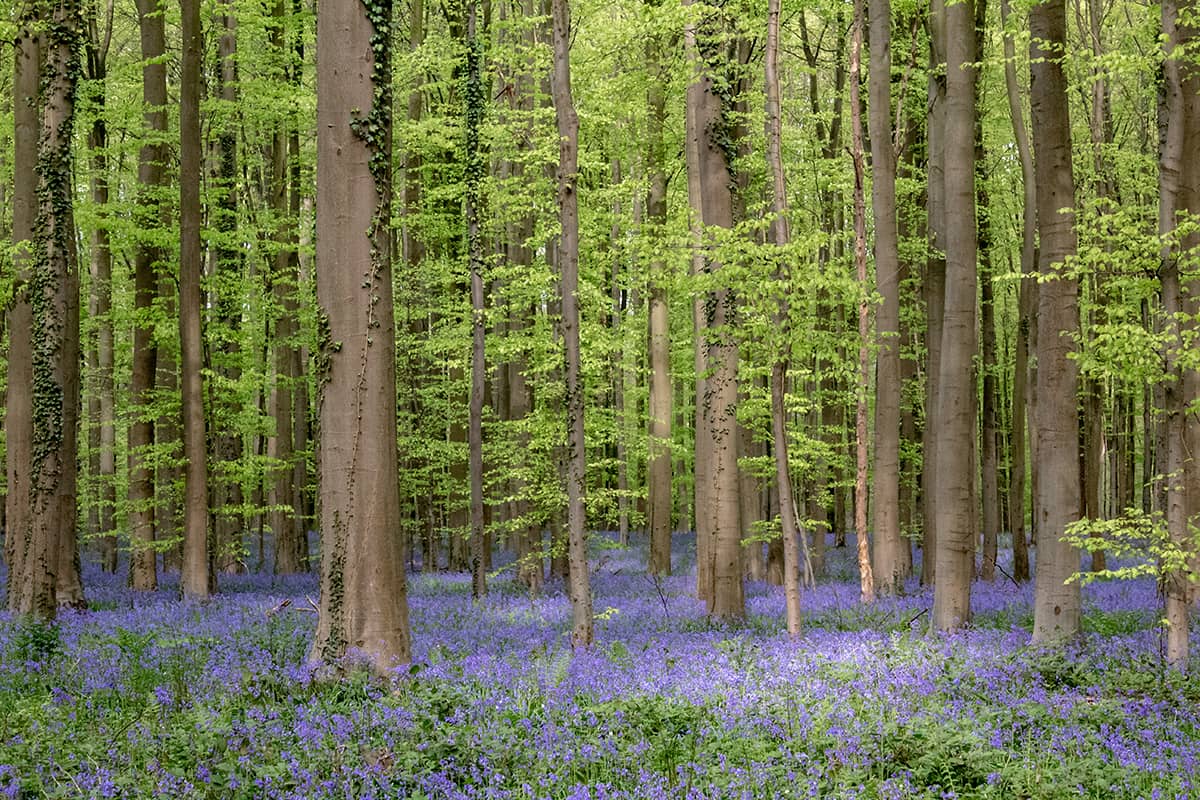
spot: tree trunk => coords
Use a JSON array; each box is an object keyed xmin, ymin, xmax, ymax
[
  {"xmin": 693, "ymin": 1, "xmax": 744, "ymax": 619},
  {"xmin": 309, "ymin": 0, "xmax": 411, "ymax": 672},
  {"xmin": 13, "ymin": 0, "xmax": 85, "ymax": 616},
  {"xmin": 551, "ymin": 0, "xmax": 593, "ymax": 648},
  {"xmin": 931, "ymin": 0, "xmax": 976, "ymax": 631},
  {"xmin": 466, "ymin": 0, "xmax": 488, "ymax": 599},
  {"xmin": 5, "ymin": 21, "xmax": 39, "ymax": 609},
  {"xmin": 127, "ymin": 0, "xmax": 167, "ymax": 591},
  {"xmin": 921, "ymin": 0, "xmax": 947, "ymax": 587},
  {"xmin": 849, "ymin": 0, "xmax": 876, "ymax": 605},
  {"xmin": 179, "ymin": 0, "xmax": 210, "ymax": 599},
  {"xmin": 1029, "ymin": 0, "xmax": 1083, "ymax": 644},
  {"xmin": 765, "ymin": 0, "xmax": 802, "ymax": 633},
  {"xmin": 84, "ymin": 9, "xmax": 117, "ymax": 574},
  {"xmin": 1000, "ymin": 0, "xmax": 1034, "ymax": 582},
  {"xmin": 646, "ymin": 29, "xmax": 672, "ymax": 576},
  {"xmin": 868, "ymin": 0, "xmax": 903, "ymax": 594},
  {"xmin": 1159, "ymin": 0, "xmax": 1199, "ymax": 669}
]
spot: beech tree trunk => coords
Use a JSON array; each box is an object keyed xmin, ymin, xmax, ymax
[
  {"xmin": 551, "ymin": 0, "xmax": 593, "ymax": 648},
  {"xmin": 931, "ymin": 0, "xmax": 976, "ymax": 631},
  {"xmin": 1000, "ymin": 0, "xmax": 1034, "ymax": 582},
  {"xmin": 466, "ymin": 0, "xmax": 488, "ymax": 599},
  {"xmin": 128, "ymin": 0, "xmax": 167, "ymax": 591},
  {"xmin": 1029, "ymin": 0, "xmax": 1083, "ymax": 644},
  {"xmin": 868, "ymin": 0, "xmax": 903, "ymax": 594},
  {"xmin": 1159, "ymin": 0, "xmax": 1199, "ymax": 669},
  {"xmin": 646, "ymin": 30, "xmax": 672, "ymax": 576},
  {"xmin": 179, "ymin": 0, "xmax": 210, "ymax": 599},
  {"xmin": 85, "ymin": 7, "xmax": 117, "ymax": 574},
  {"xmin": 13, "ymin": 0, "xmax": 86, "ymax": 616},
  {"xmin": 849, "ymin": 0, "xmax": 876, "ymax": 605},
  {"xmin": 765, "ymin": 0, "xmax": 801, "ymax": 634},
  {"xmin": 921, "ymin": 0, "xmax": 947, "ymax": 587},
  {"xmin": 5, "ymin": 20, "xmax": 39, "ymax": 610},
  {"xmin": 692, "ymin": 1, "xmax": 744, "ymax": 619},
  {"xmin": 310, "ymin": 0, "xmax": 412, "ymax": 672}
]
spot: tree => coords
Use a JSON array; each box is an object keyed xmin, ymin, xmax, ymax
[
  {"xmin": 5, "ymin": 10, "xmax": 39, "ymax": 612},
  {"xmin": 550, "ymin": 0, "xmax": 593, "ymax": 648},
  {"xmin": 645, "ymin": 12, "xmax": 672, "ymax": 577},
  {"xmin": 868, "ymin": 0, "xmax": 903, "ymax": 593},
  {"xmin": 10, "ymin": 0, "xmax": 86, "ymax": 615},
  {"xmin": 309, "ymin": 0, "xmax": 412, "ymax": 671},
  {"xmin": 1029, "ymin": 0, "xmax": 1082, "ymax": 644},
  {"xmin": 466, "ymin": 0, "xmax": 488, "ymax": 600},
  {"xmin": 765, "ymin": 0, "xmax": 801, "ymax": 635},
  {"xmin": 129, "ymin": 0, "xmax": 168, "ymax": 592},
  {"xmin": 1158, "ymin": 0, "xmax": 1199, "ymax": 668},
  {"xmin": 179, "ymin": 0, "xmax": 210, "ymax": 599},
  {"xmin": 931, "ymin": 0, "xmax": 976, "ymax": 631},
  {"xmin": 849, "ymin": 0, "xmax": 876, "ymax": 605}
]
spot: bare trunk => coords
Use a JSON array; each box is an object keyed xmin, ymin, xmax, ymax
[
  {"xmin": 6, "ymin": 23, "xmax": 39, "ymax": 609},
  {"xmin": 849, "ymin": 0, "xmax": 876, "ymax": 605},
  {"xmin": 931, "ymin": 0, "xmax": 976, "ymax": 631},
  {"xmin": 128, "ymin": 0, "xmax": 168, "ymax": 590},
  {"xmin": 921, "ymin": 0, "xmax": 946, "ymax": 587},
  {"xmin": 1029, "ymin": 0, "xmax": 1083, "ymax": 644},
  {"xmin": 466, "ymin": 0, "xmax": 488, "ymax": 599},
  {"xmin": 309, "ymin": 0, "xmax": 411, "ymax": 672},
  {"xmin": 765, "ymin": 0, "xmax": 801, "ymax": 631},
  {"xmin": 646, "ymin": 35, "xmax": 672, "ymax": 576},
  {"xmin": 179, "ymin": 0, "xmax": 210, "ymax": 599},
  {"xmin": 1159, "ymin": 0, "xmax": 1199, "ymax": 669},
  {"xmin": 551, "ymin": 0, "xmax": 593, "ymax": 648},
  {"xmin": 868, "ymin": 0, "xmax": 903, "ymax": 593}
]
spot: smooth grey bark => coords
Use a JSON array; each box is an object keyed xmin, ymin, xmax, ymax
[
  {"xmin": 931, "ymin": 0, "xmax": 976, "ymax": 631},
  {"xmin": 550, "ymin": 0, "xmax": 593, "ymax": 647},
  {"xmin": 868, "ymin": 0, "xmax": 903, "ymax": 593},
  {"xmin": 849, "ymin": 0, "xmax": 876, "ymax": 605},
  {"xmin": 1029, "ymin": 0, "xmax": 1083, "ymax": 644},
  {"xmin": 310, "ymin": 0, "xmax": 412, "ymax": 672}
]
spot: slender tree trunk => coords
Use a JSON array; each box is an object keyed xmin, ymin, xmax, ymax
[
  {"xmin": 309, "ymin": 0, "xmax": 412, "ymax": 672},
  {"xmin": 1000, "ymin": 0, "xmax": 1034, "ymax": 582},
  {"xmin": 466, "ymin": 0, "xmax": 487, "ymax": 599},
  {"xmin": 179, "ymin": 0, "xmax": 210, "ymax": 599},
  {"xmin": 85, "ymin": 7, "xmax": 117, "ymax": 574},
  {"xmin": 931, "ymin": 0, "xmax": 976, "ymax": 631},
  {"xmin": 6, "ymin": 22, "xmax": 39, "ymax": 607},
  {"xmin": 684, "ymin": 5, "xmax": 713, "ymax": 602},
  {"xmin": 1029, "ymin": 0, "xmax": 1083, "ymax": 644},
  {"xmin": 646, "ymin": 28, "xmax": 672, "ymax": 576},
  {"xmin": 128, "ymin": 0, "xmax": 166, "ymax": 591},
  {"xmin": 766, "ymin": 0, "xmax": 802, "ymax": 633},
  {"xmin": 551, "ymin": 0, "xmax": 593, "ymax": 648},
  {"xmin": 849, "ymin": 0, "xmax": 876, "ymax": 605},
  {"xmin": 868, "ymin": 0, "xmax": 903, "ymax": 593},
  {"xmin": 975, "ymin": 0, "xmax": 999, "ymax": 583},
  {"xmin": 921, "ymin": 0, "xmax": 947, "ymax": 587}
]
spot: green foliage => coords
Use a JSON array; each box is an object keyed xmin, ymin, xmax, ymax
[{"xmin": 1064, "ymin": 508, "xmax": 1200, "ymax": 586}]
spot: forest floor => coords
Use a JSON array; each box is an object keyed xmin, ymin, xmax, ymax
[{"xmin": 0, "ymin": 534, "xmax": 1197, "ymax": 799}]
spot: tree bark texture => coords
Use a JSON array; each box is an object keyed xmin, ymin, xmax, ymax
[
  {"xmin": 310, "ymin": 0, "xmax": 412, "ymax": 672},
  {"xmin": 129, "ymin": 0, "xmax": 167, "ymax": 591},
  {"xmin": 180, "ymin": 0, "xmax": 210, "ymax": 599},
  {"xmin": 466, "ymin": 0, "xmax": 488, "ymax": 600},
  {"xmin": 1029, "ymin": 0, "xmax": 1083, "ymax": 644},
  {"xmin": 931, "ymin": 0, "xmax": 976, "ymax": 631},
  {"xmin": 551, "ymin": 0, "xmax": 593, "ymax": 648},
  {"xmin": 868, "ymin": 0, "xmax": 903, "ymax": 594}
]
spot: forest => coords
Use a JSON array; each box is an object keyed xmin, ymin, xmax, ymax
[{"xmin": 1, "ymin": 0, "xmax": 1199, "ymax": 792}]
